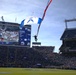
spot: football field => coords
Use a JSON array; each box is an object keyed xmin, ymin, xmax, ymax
[{"xmin": 0, "ymin": 68, "xmax": 76, "ymax": 75}]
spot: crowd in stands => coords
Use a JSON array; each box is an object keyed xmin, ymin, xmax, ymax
[{"xmin": 0, "ymin": 45, "xmax": 76, "ymax": 69}]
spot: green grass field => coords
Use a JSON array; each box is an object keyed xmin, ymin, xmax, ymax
[{"xmin": 0, "ymin": 68, "xmax": 76, "ymax": 75}]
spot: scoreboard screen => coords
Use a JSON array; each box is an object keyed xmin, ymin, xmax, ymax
[
  {"xmin": 19, "ymin": 25, "xmax": 31, "ymax": 47},
  {"xmin": 0, "ymin": 23, "xmax": 19, "ymax": 44}
]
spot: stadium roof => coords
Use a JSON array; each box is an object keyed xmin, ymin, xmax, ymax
[
  {"xmin": 0, "ymin": 21, "xmax": 19, "ymax": 26},
  {"xmin": 60, "ymin": 28, "xmax": 76, "ymax": 40},
  {"xmin": 32, "ymin": 46, "xmax": 55, "ymax": 53}
]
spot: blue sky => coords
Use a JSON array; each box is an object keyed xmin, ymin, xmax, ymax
[{"xmin": 0, "ymin": 0, "xmax": 76, "ymax": 53}]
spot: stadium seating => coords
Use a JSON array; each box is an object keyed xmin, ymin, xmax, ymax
[{"xmin": 0, "ymin": 45, "xmax": 76, "ymax": 69}]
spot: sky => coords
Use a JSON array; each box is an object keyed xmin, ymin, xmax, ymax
[{"xmin": 0, "ymin": 0, "xmax": 76, "ymax": 53}]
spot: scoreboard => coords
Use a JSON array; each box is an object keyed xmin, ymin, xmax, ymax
[
  {"xmin": 0, "ymin": 21, "xmax": 31, "ymax": 47},
  {"xmin": 19, "ymin": 25, "xmax": 31, "ymax": 47}
]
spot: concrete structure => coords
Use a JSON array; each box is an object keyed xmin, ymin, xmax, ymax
[{"xmin": 59, "ymin": 28, "xmax": 76, "ymax": 54}]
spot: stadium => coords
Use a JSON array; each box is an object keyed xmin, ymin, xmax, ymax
[
  {"xmin": 0, "ymin": 20, "xmax": 76, "ymax": 75},
  {"xmin": 0, "ymin": 0, "xmax": 76, "ymax": 75}
]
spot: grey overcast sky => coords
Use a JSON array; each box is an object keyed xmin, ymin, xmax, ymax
[{"xmin": 0, "ymin": 0, "xmax": 76, "ymax": 52}]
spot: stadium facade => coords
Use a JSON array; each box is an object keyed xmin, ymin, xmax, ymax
[{"xmin": 59, "ymin": 28, "xmax": 76, "ymax": 54}]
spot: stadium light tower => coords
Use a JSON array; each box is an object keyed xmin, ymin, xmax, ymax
[{"xmin": 65, "ymin": 18, "xmax": 76, "ymax": 29}]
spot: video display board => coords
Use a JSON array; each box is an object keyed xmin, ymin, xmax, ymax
[
  {"xmin": 0, "ymin": 22, "xmax": 19, "ymax": 44},
  {"xmin": 0, "ymin": 22, "xmax": 31, "ymax": 46},
  {"xmin": 19, "ymin": 25, "xmax": 31, "ymax": 47}
]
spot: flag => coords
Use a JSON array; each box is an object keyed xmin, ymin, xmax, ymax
[
  {"xmin": 24, "ymin": 16, "xmax": 42, "ymax": 25},
  {"xmin": 20, "ymin": 19, "xmax": 25, "ymax": 29},
  {"xmin": 38, "ymin": 18, "xmax": 42, "ymax": 24},
  {"xmin": 42, "ymin": 0, "xmax": 52, "ymax": 20},
  {"xmin": 37, "ymin": 0, "xmax": 52, "ymax": 36}
]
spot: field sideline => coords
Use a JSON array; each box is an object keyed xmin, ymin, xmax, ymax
[{"xmin": 0, "ymin": 68, "xmax": 76, "ymax": 75}]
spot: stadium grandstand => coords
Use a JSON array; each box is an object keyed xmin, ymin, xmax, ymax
[
  {"xmin": 59, "ymin": 28, "xmax": 76, "ymax": 55},
  {"xmin": 0, "ymin": 45, "xmax": 55, "ymax": 68},
  {"xmin": 0, "ymin": 21, "xmax": 55, "ymax": 68},
  {"xmin": 0, "ymin": 21, "xmax": 76, "ymax": 70}
]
